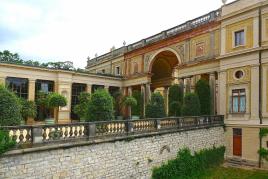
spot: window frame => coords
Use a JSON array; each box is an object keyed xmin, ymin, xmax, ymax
[
  {"xmin": 6, "ymin": 77, "xmax": 29, "ymax": 99},
  {"xmin": 231, "ymin": 89, "xmax": 246, "ymax": 114},
  {"xmin": 233, "ymin": 29, "xmax": 246, "ymax": 48},
  {"xmin": 115, "ymin": 66, "xmax": 120, "ymax": 75}
]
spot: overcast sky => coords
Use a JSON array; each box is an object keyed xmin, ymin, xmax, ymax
[{"xmin": 0, "ymin": 0, "xmax": 235, "ymax": 68}]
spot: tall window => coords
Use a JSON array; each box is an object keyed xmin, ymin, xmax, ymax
[
  {"xmin": 6, "ymin": 77, "xmax": 28, "ymax": 99},
  {"xmin": 35, "ymin": 80, "xmax": 54, "ymax": 94},
  {"xmin": 115, "ymin": 66, "xmax": 120, "ymax": 75},
  {"xmin": 232, "ymin": 89, "xmax": 246, "ymax": 113},
  {"xmin": 71, "ymin": 83, "xmax": 86, "ymax": 120},
  {"xmin": 35, "ymin": 80, "xmax": 54, "ymax": 121},
  {"xmin": 234, "ymin": 30, "xmax": 245, "ymax": 47}
]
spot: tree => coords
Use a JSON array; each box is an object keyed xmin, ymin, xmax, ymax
[
  {"xmin": 132, "ymin": 90, "xmax": 142, "ymax": 116},
  {"xmin": 146, "ymin": 92, "xmax": 166, "ymax": 118},
  {"xmin": 181, "ymin": 93, "xmax": 201, "ymax": 116},
  {"xmin": 46, "ymin": 92, "xmax": 67, "ymax": 123},
  {"xmin": 168, "ymin": 84, "xmax": 183, "ymax": 116},
  {"xmin": 74, "ymin": 92, "xmax": 91, "ymax": 121},
  {"xmin": 112, "ymin": 90, "xmax": 124, "ymax": 117},
  {"xmin": 19, "ymin": 98, "xmax": 37, "ymax": 121},
  {"xmin": 86, "ymin": 89, "xmax": 114, "ymax": 121},
  {"xmin": 122, "ymin": 96, "xmax": 137, "ymax": 119},
  {"xmin": 0, "ymin": 50, "xmax": 23, "ymax": 64},
  {"xmin": 195, "ymin": 79, "xmax": 211, "ymax": 115},
  {"xmin": 0, "ymin": 85, "xmax": 22, "ymax": 126}
]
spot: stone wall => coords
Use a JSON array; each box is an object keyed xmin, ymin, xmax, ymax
[{"xmin": 0, "ymin": 127, "xmax": 224, "ymax": 179}]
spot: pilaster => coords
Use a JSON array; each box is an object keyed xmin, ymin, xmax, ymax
[{"xmin": 209, "ymin": 73, "xmax": 216, "ymax": 115}]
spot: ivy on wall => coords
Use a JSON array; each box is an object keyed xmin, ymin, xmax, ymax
[{"xmin": 258, "ymin": 128, "xmax": 268, "ymax": 165}]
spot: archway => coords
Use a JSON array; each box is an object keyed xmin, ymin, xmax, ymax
[
  {"xmin": 149, "ymin": 50, "xmax": 180, "ymax": 89},
  {"xmin": 148, "ymin": 50, "xmax": 180, "ymax": 115}
]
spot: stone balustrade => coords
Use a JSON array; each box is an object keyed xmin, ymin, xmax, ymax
[
  {"xmin": 0, "ymin": 115, "xmax": 223, "ymax": 149},
  {"xmin": 87, "ymin": 9, "xmax": 221, "ymax": 67}
]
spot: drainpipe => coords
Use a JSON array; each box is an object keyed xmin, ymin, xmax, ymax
[{"xmin": 258, "ymin": 6, "xmax": 263, "ymax": 168}]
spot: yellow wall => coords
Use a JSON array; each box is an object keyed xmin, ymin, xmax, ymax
[
  {"xmin": 190, "ymin": 33, "xmax": 210, "ymax": 59},
  {"xmin": 225, "ymin": 18, "xmax": 253, "ymax": 53}
]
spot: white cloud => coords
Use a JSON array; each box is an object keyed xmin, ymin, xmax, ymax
[{"xmin": 0, "ymin": 0, "xmax": 236, "ymax": 68}]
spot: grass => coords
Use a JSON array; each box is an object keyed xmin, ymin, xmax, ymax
[{"xmin": 199, "ymin": 167, "xmax": 268, "ymax": 179}]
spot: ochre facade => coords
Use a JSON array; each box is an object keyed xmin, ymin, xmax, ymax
[{"xmin": 1, "ymin": 0, "xmax": 268, "ymax": 168}]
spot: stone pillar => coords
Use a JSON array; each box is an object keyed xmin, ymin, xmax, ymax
[
  {"xmin": 141, "ymin": 84, "xmax": 146, "ymax": 118},
  {"xmin": 27, "ymin": 79, "xmax": 36, "ymax": 124},
  {"xmin": 190, "ymin": 76, "xmax": 195, "ymax": 93},
  {"xmin": 127, "ymin": 86, "xmax": 132, "ymax": 119},
  {"xmin": 163, "ymin": 87, "xmax": 169, "ymax": 115},
  {"xmin": 218, "ymin": 71, "xmax": 226, "ymax": 116},
  {"xmin": 57, "ymin": 81, "xmax": 72, "ymax": 124},
  {"xmin": 145, "ymin": 83, "xmax": 151, "ymax": 103},
  {"xmin": 209, "ymin": 73, "xmax": 216, "ymax": 115},
  {"xmin": 185, "ymin": 77, "xmax": 191, "ymax": 93},
  {"xmin": 104, "ymin": 85, "xmax": 109, "ymax": 91},
  {"xmin": 196, "ymin": 75, "xmax": 201, "ymax": 83},
  {"xmin": 87, "ymin": 84, "xmax": 92, "ymax": 94}
]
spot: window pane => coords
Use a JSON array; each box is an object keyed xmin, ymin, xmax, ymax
[
  {"xmin": 240, "ymin": 96, "xmax": 246, "ymax": 112},
  {"xmin": 232, "ymin": 96, "xmax": 239, "ymax": 113}
]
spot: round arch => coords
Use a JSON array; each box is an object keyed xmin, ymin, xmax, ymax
[{"xmin": 148, "ymin": 47, "xmax": 181, "ymax": 73}]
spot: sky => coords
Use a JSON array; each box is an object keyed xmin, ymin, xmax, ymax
[{"xmin": 0, "ymin": 0, "xmax": 236, "ymax": 68}]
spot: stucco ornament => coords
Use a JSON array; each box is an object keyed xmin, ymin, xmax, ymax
[
  {"xmin": 176, "ymin": 44, "xmax": 185, "ymax": 62},
  {"xmin": 144, "ymin": 54, "xmax": 151, "ymax": 72}
]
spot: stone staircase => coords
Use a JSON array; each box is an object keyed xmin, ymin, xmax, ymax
[{"xmin": 224, "ymin": 157, "xmax": 258, "ymax": 169}]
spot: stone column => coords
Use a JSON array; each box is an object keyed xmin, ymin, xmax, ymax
[
  {"xmin": 127, "ymin": 86, "xmax": 132, "ymax": 119},
  {"xmin": 141, "ymin": 84, "xmax": 146, "ymax": 118},
  {"xmin": 145, "ymin": 83, "xmax": 151, "ymax": 103},
  {"xmin": 27, "ymin": 79, "xmax": 36, "ymax": 124},
  {"xmin": 104, "ymin": 85, "xmax": 109, "ymax": 91},
  {"xmin": 190, "ymin": 76, "xmax": 195, "ymax": 93},
  {"xmin": 185, "ymin": 77, "xmax": 191, "ymax": 93},
  {"xmin": 209, "ymin": 73, "xmax": 216, "ymax": 115},
  {"xmin": 87, "ymin": 84, "xmax": 92, "ymax": 94},
  {"xmin": 163, "ymin": 87, "xmax": 169, "ymax": 115},
  {"xmin": 218, "ymin": 71, "xmax": 226, "ymax": 116}
]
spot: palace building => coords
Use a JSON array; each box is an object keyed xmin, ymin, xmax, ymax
[{"xmin": 1, "ymin": 0, "xmax": 268, "ymax": 167}]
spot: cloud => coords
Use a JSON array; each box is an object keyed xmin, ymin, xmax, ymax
[{"xmin": 0, "ymin": 0, "xmax": 236, "ymax": 68}]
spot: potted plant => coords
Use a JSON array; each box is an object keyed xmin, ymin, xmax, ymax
[
  {"xmin": 123, "ymin": 96, "xmax": 137, "ymax": 120},
  {"xmin": 19, "ymin": 98, "xmax": 37, "ymax": 125},
  {"xmin": 45, "ymin": 92, "xmax": 67, "ymax": 124},
  {"xmin": 74, "ymin": 92, "xmax": 91, "ymax": 122}
]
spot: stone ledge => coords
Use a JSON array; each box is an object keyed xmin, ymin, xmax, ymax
[{"xmin": 1, "ymin": 124, "xmax": 223, "ymax": 157}]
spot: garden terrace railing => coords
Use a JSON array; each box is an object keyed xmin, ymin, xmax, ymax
[
  {"xmin": 87, "ymin": 9, "xmax": 221, "ymax": 67},
  {"xmin": 0, "ymin": 115, "xmax": 224, "ymax": 148}
]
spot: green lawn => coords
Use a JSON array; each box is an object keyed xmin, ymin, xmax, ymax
[{"xmin": 199, "ymin": 167, "xmax": 268, "ymax": 179}]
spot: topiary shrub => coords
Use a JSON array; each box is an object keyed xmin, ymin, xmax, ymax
[
  {"xmin": 19, "ymin": 98, "xmax": 37, "ymax": 121},
  {"xmin": 0, "ymin": 85, "xmax": 21, "ymax": 126},
  {"xmin": 168, "ymin": 84, "xmax": 183, "ymax": 116},
  {"xmin": 0, "ymin": 130, "xmax": 16, "ymax": 155},
  {"xmin": 181, "ymin": 93, "xmax": 201, "ymax": 116},
  {"xmin": 123, "ymin": 96, "xmax": 137, "ymax": 119},
  {"xmin": 146, "ymin": 92, "xmax": 166, "ymax": 118},
  {"xmin": 74, "ymin": 92, "xmax": 91, "ymax": 121},
  {"xmin": 195, "ymin": 79, "xmax": 211, "ymax": 115},
  {"xmin": 47, "ymin": 92, "xmax": 67, "ymax": 122},
  {"xmin": 132, "ymin": 90, "xmax": 142, "ymax": 117},
  {"xmin": 86, "ymin": 89, "xmax": 114, "ymax": 121}
]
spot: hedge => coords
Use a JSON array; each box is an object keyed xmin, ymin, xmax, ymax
[
  {"xmin": 181, "ymin": 93, "xmax": 201, "ymax": 116},
  {"xmin": 168, "ymin": 84, "xmax": 183, "ymax": 117},
  {"xmin": 0, "ymin": 85, "xmax": 21, "ymax": 126},
  {"xmin": 195, "ymin": 79, "xmax": 211, "ymax": 115},
  {"xmin": 146, "ymin": 92, "xmax": 166, "ymax": 118},
  {"xmin": 152, "ymin": 146, "xmax": 225, "ymax": 179},
  {"xmin": 0, "ymin": 130, "xmax": 16, "ymax": 155},
  {"xmin": 86, "ymin": 89, "xmax": 114, "ymax": 121}
]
